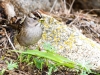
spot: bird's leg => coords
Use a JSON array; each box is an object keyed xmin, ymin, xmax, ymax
[
  {"xmin": 25, "ymin": 46, "xmax": 30, "ymax": 50},
  {"xmin": 36, "ymin": 45, "xmax": 41, "ymax": 51}
]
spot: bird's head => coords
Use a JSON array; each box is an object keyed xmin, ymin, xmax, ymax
[{"xmin": 24, "ymin": 13, "xmax": 39, "ymax": 27}]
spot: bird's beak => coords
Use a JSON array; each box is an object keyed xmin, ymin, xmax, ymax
[{"xmin": 39, "ymin": 18, "xmax": 45, "ymax": 24}]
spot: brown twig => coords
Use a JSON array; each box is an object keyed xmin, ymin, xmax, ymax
[
  {"xmin": 3, "ymin": 28, "xmax": 19, "ymax": 56},
  {"xmin": 64, "ymin": 0, "xmax": 67, "ymax": 14},
  {"xmin": 68, "ymin": 0, "xmax": 75, "ymax": 14},
  {"xmin": 3, "ymin": 28, "xmax": 16, "ymax": 50},
  {"xmin": 69, "ymin": 15, "xmax": 79, "ymax": 26},
  {"xmin": 50, "ymin": 0, "xmax": 57, "ymax": 13}
]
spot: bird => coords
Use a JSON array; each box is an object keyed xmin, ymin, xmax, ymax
[{"xmin": 16, "ymin": 12, "xmax": 43, "ymax": 46}]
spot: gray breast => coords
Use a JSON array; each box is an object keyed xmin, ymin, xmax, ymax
[{"xmin": 17, "ymin": 24, "xmax": 42, "ymax": 46}]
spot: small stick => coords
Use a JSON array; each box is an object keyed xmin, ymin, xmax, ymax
[
  {"xmin": 50, "ymin": 0, "xmax": 57, "ymax": 13},
  {"xmin": 68, "ymin": 0, "xmax": 75, "ymax": 14},
  {"xmin": 69, "ymin": 15, "xmax": 79, "ymax": 26},
  {"xmin": 3, "ymin": 28, "xmax": 19, "ymax": 56},
  {"xmin": 64, "ymin": 0, "xmax": 67, "ymax": 14}
]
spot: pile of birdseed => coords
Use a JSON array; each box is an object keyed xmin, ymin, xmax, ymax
[{"xmin": 38, "ymin": 13, "xmax": 100, "ymax": 71}]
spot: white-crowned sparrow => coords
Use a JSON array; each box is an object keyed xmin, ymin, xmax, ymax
[{"xmin": 17, "ymin": 13, "xmax": 42, "ymax": 46}]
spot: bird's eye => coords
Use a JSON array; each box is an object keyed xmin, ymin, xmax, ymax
[{"xmin": 33, "ymin": 17, "xmax": 37, "ymax": 20}]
